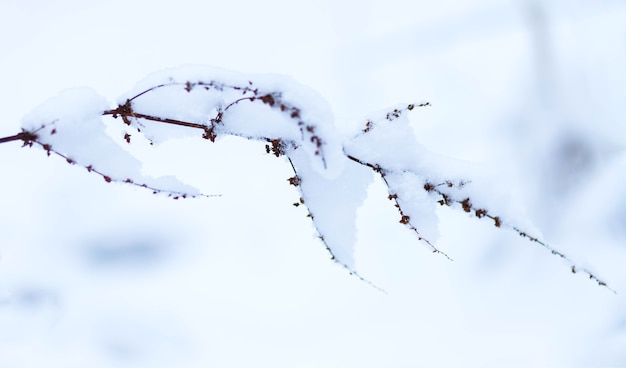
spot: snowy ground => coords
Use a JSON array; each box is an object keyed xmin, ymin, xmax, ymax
[{"xmin": 1, "ymin": 0, "xmax": 626, "ymax": 366}]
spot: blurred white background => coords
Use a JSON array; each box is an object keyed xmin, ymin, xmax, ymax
[{"xmin": 1, "ymin": 0, "xmax": 625, "ymax": 366}]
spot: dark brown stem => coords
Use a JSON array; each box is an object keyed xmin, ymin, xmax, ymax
[
  {"xmin": 0, "ymin": 131, "xmax": 38, "ymax": 145},
  {"xmin": 103, "ymin": 108, "xmax": 209, "ymax": 131}
]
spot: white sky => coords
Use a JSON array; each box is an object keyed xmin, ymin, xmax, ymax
[{"xmin": 1, "ymin": 0, "xmax": 626, "ymax": 366}]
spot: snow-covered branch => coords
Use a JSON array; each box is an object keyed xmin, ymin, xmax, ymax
[{"xmin": 1, "ymin": 66, "xmax": 614, "ymax": 292}]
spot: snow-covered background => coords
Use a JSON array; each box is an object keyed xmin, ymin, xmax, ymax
[{"xmin": 1, "ymin": 0, "xmax": 626, "ymax": 366}]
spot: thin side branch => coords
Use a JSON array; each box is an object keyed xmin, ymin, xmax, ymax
[
  {"xmin": 29, "ymin": 139, "xmax": 217, "ymax": 199},
  {"xmin": 345, "ymin": 154, "xmax": 453, "ymax": 260},
  {"xmin": 425, "ymin": 182, "xmax": 616, "ymax": 293},
  {"xmin": 285, "ymin": 157, "xmax": 386, "ymax": 293}
]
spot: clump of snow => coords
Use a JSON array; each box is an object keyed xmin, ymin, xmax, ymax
[
  {"xmin": 344, "ymin": 104, "xmax": 534, "ymax": 237},
  {"xmin": 119, "ymin": 66, "xmax": 345, "ymax": 178},
  {"xmin": 384, "ymin": 171, "xmax": 440, "ymax": 243},
  {"xmin": 20, "ymin": 87, "xmax": 199, "ymax": 196},
  {"xmin": 288, "ymin": 148, "xmax": 372, "ymax": 269}
]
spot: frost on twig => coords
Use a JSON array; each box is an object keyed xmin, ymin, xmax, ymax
[{"xmin": 7, "ymin": 66, "xmax": 613, "ymax": 292}]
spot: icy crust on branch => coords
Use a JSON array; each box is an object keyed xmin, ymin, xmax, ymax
[
  {"xmin": 20, "ymin": 88, "xmax": 199, "ymax": 196},
  {"xmin": 118, "ymin": 66, "xmax": 345, "ymax": 178}
]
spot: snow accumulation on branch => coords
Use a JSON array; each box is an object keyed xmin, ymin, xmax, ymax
[{"xmin": 2, "ymin": 65, "xmax": 614, "ymax": 293}]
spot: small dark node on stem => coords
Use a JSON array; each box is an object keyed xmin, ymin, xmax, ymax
[
  {"xmin": 124, "ymin": 133, "xmax": 131, "ymax": 144},
  {"xmin": 42, "ymin": 144, "xmax": 52, "ymax": 156},
  {"xmin": 461, "ymin": 198, "xmax": 472, "ymax": 213},
  {"xmin": 265, "ymin": 139, "xmax": 284, "ymax": 157},
  {"xmin": 310, "ymin": 135, "xmax": 323, "ymax": 149},
  {"xmin": 400, "ymin": 215, "xmax": 410, "ymax": 225},
  {"xmin": 185, "ymin": 81, "xmax": 193, "ymax": 92},
  {"xmin": 287, "ymin": 176, "xmax": 301, "ymax": 186},
  {"xmin": 66, "ymin": 158, "xmax": 74, "ymax": 164},
  {"xmin": 293, "ymin": 202, "xmax": 300, "ymax": 207},
  {"xmin": 371, "ymin": 164, "xmax": 383, "ymax": 174},
  {"xmin": 494, "ymin": 216, "xmax": 502, "ymax": 228},
  {"xmin": 22, "ymin": 131, "xmax": 39, "ymax": 144},
  {"xmin": 107, "ymin": 100, "xmax": 135, "ymax": 126},
  {"xmin": 571, "ymin": 266, "xmax": 577, "ymax": 274},
  {"xmin": 103, "ymin": 176, "xmax": 112, "ymax": 183},
  {"xmin": 475, "ymin": 209, "xmax": 487, "ymax": 218},
  {"xmin": 202, "ymin": 127, "xmax": 217, "ymax": 142},
  {"xmin": 363, "ymin": 120, "xmax": 373, "ymax": 133},
  {"xmin": 86, "ymin": 165, "xmax": 93, "ymax": 172},
  {"xmin": 388, "ymin": 193, "xmax": 398, "ymax": 200},
  {"xmin": 407, "ymin": 104, "xmax": 414, "ymax": 110},
  {"xmin": 424, "ymin": 182, "xmax": 435, "ymax": 192},
  {"xmin": 386, "ymin": 109, "xmax": 401, "ymax": 120},
  {"xmin": 259, "ymin": 94, "xmax": 275, "ymax": 106},
  {"xmin": 438, "ymin": 194, "xmax": 451, "ymax": 206}
]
